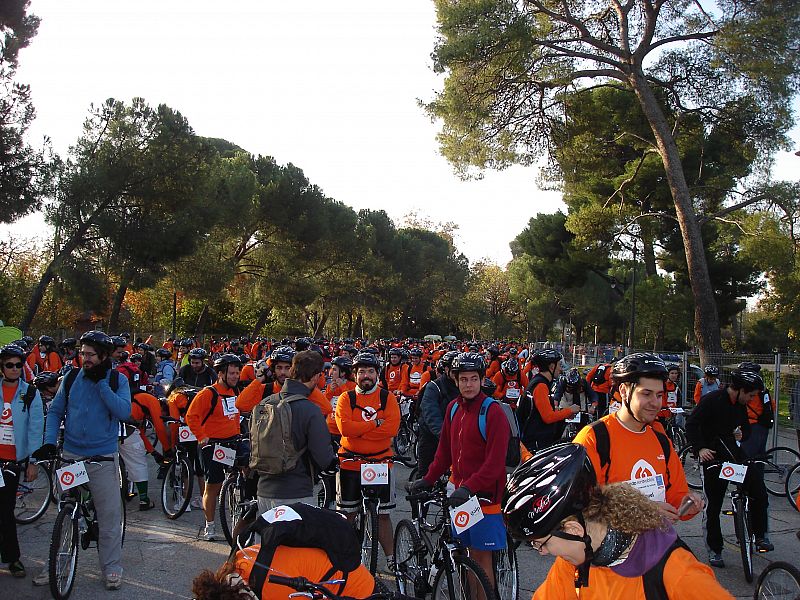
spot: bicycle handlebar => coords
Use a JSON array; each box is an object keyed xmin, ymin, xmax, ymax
[{"xmin": 59, "ymin": 455, "xmax": 115, "ymax": 465}]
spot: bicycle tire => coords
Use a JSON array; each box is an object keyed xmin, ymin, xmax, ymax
[
  {"xmin": 356, "ymin": 501, "xmax": 380, "ymax": 575},
  {"xmin": 15, "ymin": 463, "xmax": 53, "ymax": 524},
  {"xmin": 785, "ymin": 461, "xmax": 800, "ymax": 512},
  {"xmin": 762, "ymin": 446, "xmax": 800, "ymax": 497},
  {"xmin": 679, "ymin": 446, "xmax": 703, "ymax": 491},
  {"xmin": 754, "ymin": 560, "xmax": 800, "ymax": 600},
  {"xmin": 49, "ymin": 507, "xmax": 79, "ymax": 600},
  {"xmin": 219, "ymin": 472, "xmax": 244, "ymax": 546},
  {"xmin": 494, "ymin": 535, "xmax": 518, "ymax": 600},
  {"xmin": 394, "ymin": 421, "xmax": 412, "ymax": 457},
  {"xmin": 734, "ymin": 496, "xmax": 754, "ymax": 583},
  {"xmin": 672, "ymin": 428, "xmax": 688, "ymax": 455},
  {"xmin": 161, "ymin": 458, "xmax": 193, "ymax": 519},
  {"xmin": 317, "ymin": 474, "xmax": 335, "ymax": 510},
  {"xmin": 394, "ymin": 519, "xmax": 427, "ymax": 598},
  {"xmin": 433, "ymin": 554, "xmax": 496, "ymax": 600},
  {"xmin": 50, "ymin": 458, "xmax": 62, "ymax": 503}
]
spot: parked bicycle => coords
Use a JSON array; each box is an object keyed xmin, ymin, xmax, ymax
[
  {"xmin": 753, "ymin": 560, "xmax": 800, "ymax": 600},
  {"xmin": 393, "ymin": 395, "xmax": 418, "ymax": 467},
  {"xmin": 14, "ymin": 459, "xmax": 52, "ymax": 524},
  {"xmin": 160, "ymin": 416, "xmax": 197, "ymax": 519}
]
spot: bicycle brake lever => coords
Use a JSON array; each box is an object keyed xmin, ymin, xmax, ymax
[{"xmin": 288, "ymin": 593, "xmax": 314, "ymax": 599}]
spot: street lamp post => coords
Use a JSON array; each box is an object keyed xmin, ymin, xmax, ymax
[{"xmin": 628, "ymin": 238, "xmax": 637, "ymax": 351}]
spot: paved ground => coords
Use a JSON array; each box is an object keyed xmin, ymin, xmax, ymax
[{"xmin": 3, "ymin": 426, "xmax": 798, "ymax": 599}]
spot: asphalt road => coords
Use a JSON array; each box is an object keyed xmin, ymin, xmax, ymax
[{"xmin": 4, "ymin": 428, "xmax": 799, "ymax": 599}]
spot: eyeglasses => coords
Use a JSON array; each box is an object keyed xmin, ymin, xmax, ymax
[
  {"xmin": 531, "ymin": 533, "xmax": 554, "ymax": 552},
  {"xmin": 3, "ymin": 362, "xmax": 23, "ymax": 369}
]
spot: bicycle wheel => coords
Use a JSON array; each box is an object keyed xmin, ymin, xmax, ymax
[
  {"xmin": 762, "ymin": 446, "xmax": 800, "ymax": 497},
  {"xmin": 785, "ymin": 461, "xmax": 800, "ymax": 512},
  {"xmin": 671, "ymin": 428, "xmax": 688, "ymax": 455},
  {"xmin": 494, "ymin": 535, "xmax": 518, "ymax": 600},
  {"xmin": 734, "ymin": 496, "xmax": 754, "ymax": 583},
  {"xmin": 754, "ymin": 560, "xmax": 800, "ymax": 600},
  {"xmin": 317, "ymin": 474, "xmax": 335, "ymax": 510},
  {"xmin": 679, "ymin": 446, "xmax": 703, "ymax": 491},
  {"xmin": 355, "ymin": 501, "xmax": 380, "ymax": 575},
  {"xmin": 219, "ymin": 472, "xmax": 244, "ymax": 546},
  {"xmin": 161, "ymin": 458, "xmax": 193, "ymax": 519},
  {"xmin": 433, "ymin": 554, "xmax": 496, "ymax": 600},
  {"xmin": 15, "ymin": 464, "xmax": 53, "ymax": 524},
  {"xmin": 394, "ymin": 421, "xmax": 412, "ymax": 458},
  {"xmin": 394, "ymin": 519, "xmax": 426, "ymax": 598},
  {"xmin": 49, "ymin": 508, "xmax": 79, "ymax": 600}
]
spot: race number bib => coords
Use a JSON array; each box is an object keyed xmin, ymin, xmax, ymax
[
  {"xmin": 667, "ymin": 391, "xmax": 677, "ymax": 407},
  {"xmin": 212, "ymin": 444, "xmax": 236, "ymax": 466},
  {"xmin": 221, "ymin": 396, "xmax": 239, "ymax": 417},
  {"xmin": 178, "ymin": 425, "xmax": 196, "ymax": 442},
  {"xmin": 719, "ymin": 462, "xmax": 747, "ymax": 483},
  {"xmin": 608, "ymin": 401, "xmax": 622, "ymax": 414},
  {"xmin": 410, "ymin": 372, "xmax": 421, "ymax": 385},
  {"xmin": 668, "ymin": 407, "xmax": 684, "ymax": 414},
  {"xmin": 449, "ymin": 495, "xmax": 484, "ymax": 534},
  {"xmin": 360, "ymin": 463, "xmax": 389, "ymax": 485},
  {"xmin": 57, "ymin": 462, "xmax": 90, "ymax": 491},
  {"xmin": 626, "ymin": 474, "xmax": 666, "ymax": 503},
  {"xmin": 505, "ymin": 387, "xmax": 521, "ymax": 400},
  {"xmin": 565, "ymin": 412, "xmax": 582, "ymax": 424},
  {"xmin": 0, "ymin": 424, "xmax": 15, "ymax": 446},
  {"xmin": 262, "ymin": 505, "xmax": 302, "ymax": 523}
]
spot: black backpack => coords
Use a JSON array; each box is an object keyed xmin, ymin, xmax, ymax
[
  {"xmin": 590, "ymin": 419, "xmax": 672, "ymax": 485},
  {"xmin": 641, "ymin": 537, "xmax": 694, "ymax": 600}
]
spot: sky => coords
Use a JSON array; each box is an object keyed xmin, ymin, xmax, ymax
[{"xmin": 4, "ymin": 1, "xmax": 800, "ymax": 266}]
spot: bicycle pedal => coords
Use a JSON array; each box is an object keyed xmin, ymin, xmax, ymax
[{"xmin": 722, "ymin": 510, "xmax": 733, "ymax": 516}]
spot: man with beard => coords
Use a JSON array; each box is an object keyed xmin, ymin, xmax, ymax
[
  {"xmin": 33, "ymin": 331, "xmax": 131, "ymax": 590},
  {"xmin": 179, "ymin": 348, "xmax": 217, "ymax": 388},
  {"xmin": 335, "ymin": 351, "xmax": 400, "ymax": 570}
]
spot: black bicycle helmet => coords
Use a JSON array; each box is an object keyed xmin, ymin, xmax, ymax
[
  {"xmin": 736, "ymin": 361, "xmax": 761, "ymax": 373},
  {"xmin": 612, "ymin": 353, "xmax": 668, "ymax": 384},
  {"xmin": 487, "ymin": 345, "xmax": 500, "ymax": 356},
  {"xmin": 179, "ymin": 338, "xmax": 193, "ymax": 348},
  {"xmin": 451, "ymin": 352, "xmax": 486, "ymax": 376},
  {"xmin": 188, "ymin": 348, "xmax": 208, "ymax": 360},
  {"xmin": 703, "ymin": 365, "xmax": 719, "ymax": 377},
  {"xmin": 110, "ymin": 335, "xmax": 127, "ymax": 348},
  {"xmin": 270, "ymin": 346, "xmax": 296, "ymax": 364},
  {"xmin": 331, "ymin": 355, "xmax": 353, "ymax": 375},
  {"xmin": 666, "ymin": 363, "xmax": 680, "ymax": 373},
  {"xmin": 409, "ymin": 348, "xmax": 423, "ymax": 358},
  {"xmin": 295, "ymin": 337, "xmax": 312, "ymax": 351},
  {"xmin": 730, "ymin": 369, "xmax": 764, "ymax": 392},
  {"xmin": 566, "ymin": 368, "xmax": 581, "ymax": 386},
  {"xmin": 532, "ymin": 349, "xmax": 563, "ymax": 370},
  {"xmin": 481, "ymin": 377, "xmax": 498, "ymax": 396},
  {"xmin": 353, "ymin": 351, "xmax": 381, "ymax": 370},
  {"xmin": 38, "ymin": 335, "xmax": 55, "ymax": 345},
  {"xmin": 80, "ymin": 331, "xmax": 115, "ymax": 353},
  {"xmin": 502, "ymin": 358, "xmax": 519, "ymax": 375},
  {"xmin": 156, "ymin": 348, "xmax": 173, "ymax": 359},
  {"xmin": 60, "ymin": 337, "xmax": 77, "ymax": 349},
  {"xmin": 213, "ymin": 353, "xmax": 242, "ymax": 371},
  {"xmin": 137, "ymin": 343, "xmax": 154, "ymax": 352},
  {"xmin": 388, "ymin": 347, "xmax": 403, "ymax": 358},
  {"xmin": 503, "ymin": 443, "xmax": 596, "ymax": 541},
  {"xmin": 33, "ymin": 371, "xmax": 59, "ymax": 390},
  {"xmin": 129, "ymin": 353, "xmax": 143, "ymax": 362},
  {"xmin": 0, "ymin": 344, "xmax": 26, "ymax": 360}
]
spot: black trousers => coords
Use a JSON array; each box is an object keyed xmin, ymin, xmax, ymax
[
  {"xmin": 702, "ymin": 464, "xmax": 768, "ymax": 553},
  {"xmin": 416, "ymin": 429, "xmax": 439, "ymax": 479},
  {"xmin": 0, "ymin": 465, "xmax": 20, "ymax": 564}
]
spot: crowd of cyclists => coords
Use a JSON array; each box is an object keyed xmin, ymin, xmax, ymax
[{"xmin": 0, "ymin": 331, "xmax": 796, "ymax": 599}]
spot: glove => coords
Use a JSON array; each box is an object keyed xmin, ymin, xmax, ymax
[
  {"xmin": 320, "ymin": 466, "xmax": 338, "ymax": 478},
  {"xmin": 408, "ymin": 478, "xmax": 433, "ymax": 494},
  {"xmin": 448, "ymin": 486, "xmax": 472, "ymax": 508},
  {"xmin": 163, "ymin": 448, "xmax": 175, "ymax": 463},
  {"xmin": 150, "ymin": 451, "xmax": 164, "ymax": 464},
  {"xmin": 32, "ymin": 444, "xmax": 58, "ymax": 461}
]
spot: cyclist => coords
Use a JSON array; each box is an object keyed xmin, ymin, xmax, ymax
[
  {"xmin": 59, "ymin": 338, "xmax": 81, "ymax": 370},
  {"xmin": 109, "ymin": 335, "xmax": 128, "ymax": 366},
  {"xmin": 485, "ymin": 345, "xmax": 502, "ymax": 378},
  {"xmin": 186, "ymin": 353, "xmax": 244, "ymax": 541},
  {"xmin": 28, "ymin": 335, "xmax": 63, "ymax": 374},
  {"xmin": 553, "ymin": 367, "xmax": 594, "ymax": 418},
  {"xmin": 325, "ymin": 355, "xmax": 356, "ymax": 438},
  {"xmin": 573, "ymin": 353, "xmax": 702, "ymax": 523},
  {"xmin": 335, "ymin": 351, "xmax": 400, "ymax": 569},
  {"xmin": 736, "ymin": 362, "xmax": 774, "ymax": 460},
  {"xmin": 405, "ymin": 348, "xmax": 431, "ymax": 400},
  {"xmin": 129, "ymin": 388, "xmax": 172, "ymax": 510},
  {"xmin": 32, "ymin": 370, "xmax": 60, "ymax": 409},
  {"xmin": 33, "ymin": 330, "xmax": 130, "ymax": 590},
  {"xmin": 693, "ymin": 365, "xmax": 720, "ymax": 404},
  {"xmin": 585, "ymin": 362, "xmax": 612, "ymax": 416},
  {"xmin": 191, "ymin": 503, "xmax": 376, "ymax": 600},
  {"xmin": 382, "ymin": 347, "xmax": 409, "ymax": 397},
  {"xmin": 153, "ymin": 347, "xmax": 177, "ymax": 396},
  {"xmin": 685, "ymin": 368, "xmax": 772, "ymax": 566},
  {"xmin": 180, "ymin": 348, "xmax": 216, "ymax": 388},
  {"xmin": 411, "ymin": 352, "xmax": 510, "ymax": 589},
  {"xmin": 518, "ymin": 349, "xmax": 579, "ymax": 451},
  {"xmin": 417, "ymin": 350, "xmax": 460, "ymax": 478},
  {"xmin": 254, "ymin": 351, "xmax": 337, "ymax": 512},
  {"xmin": 502, "ymin": 444, "xmax": 734, "ymax": 599},
  {"xmin": 0, "ymin": 344, "xmax": 44, "ymax": 578},
  {"xmin": 491, "ymin": 357, "xmax": 528, "ymax": 408},
  {"xmin": 165, "ymin": 379, "xmax": 205, "ymax": 510},
  {"xmin": 657, "ymin": 364, "xmax": 683, "ymax": 423}
]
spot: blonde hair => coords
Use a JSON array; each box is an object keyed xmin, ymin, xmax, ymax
[{"xmin": 582, "ymin": 483, "xmax": 668, "ymax": 534}]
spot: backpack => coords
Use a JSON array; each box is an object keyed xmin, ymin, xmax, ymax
[
  {"xmin": 591, "ymin": 364, "xmax": 608, "ymax": 386},
  {"xmin": 590, "ymin": 419, "xmax": 672, "ymax": 485},
  {"xmin": 641, "ymin": 537, "xmax": 694, "ymax": 600},
  {"xmin": 117, "ymin": 362, "xmax": 145, "ymax": 392},
  {"xmin": 449, "ymin": 396, "xmax": 521, "ymax": 469},
  {"xmin": 19, "ymin": 382, "xmax": 37, "ymax": 413},
  {"xmin": 249, "ymin": 391, "xmax": 307, "ymax": 476},
  {"xmin": 756, "ymin": 390, "xmax": 775, "ymax": 429},
  {"xmin": 243, "ymin": 503, "xmax": 362, "ymax": 599},
  {"xmin": 347, "ymin": 388, "xmax": 389, "ymax": 413}
]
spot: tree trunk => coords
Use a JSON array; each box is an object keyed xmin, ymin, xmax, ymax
[
  {"xmin": 346, "ymin": 312, "xmax": 353, "ymax": 338},
  {"xmin": 108, "ymin": 272, "xmax": 132, "ymax": 332},
  {"xmin": 353, "ymin": 313, "xmax": 363, "ymax": 339},
  {"xmin": 194, "ymin": 303, "xmax": 209, "ymax": 339},
  {"xmin": 630, "ymin": 72, "xmax": 722, "ymax": 363},
  {"xmin": 313, "ymin": 313, "xmax": 328, "ymax": 338},
  {"xmin": 641, "ymin": 233, "xmax": 657, "ymax": 277},
  {"xmin": 251, "ymin": 307, "xmax": 272, "ymax": 338}
]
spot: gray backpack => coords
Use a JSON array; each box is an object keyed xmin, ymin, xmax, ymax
[{"xmin": 249, "ymin": 392, "xmax": 307, "ymax": 476}]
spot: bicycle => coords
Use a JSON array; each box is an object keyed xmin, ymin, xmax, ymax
[
  {"xmin": 761, "ymin": 445, "xmax": 800, "ymax": 497},
  {"xmin": 560, "ymin": 411, "xmax": 593, "ymax": 442},
  {"xmin": 394, "ymin": 477, "xmax": 497, "ymax": 600},
  {"xmin": 678, "ymin": 446, "xmax": 703, "ymax": 491},
  {"xmin": 661, "ymin": 411, "xmax": 688, "ymax": 454},
  {"xmin": 14, "ymin": 459, "xmax": 52, "ymax": 524},
  {"xmin": 785, "ymin": 460, "xmax": 800, "ymax": 512},
  {"xmin": 269, "ymin": 573, "xmax": 416, "ymax": 600},
  {"xmin": 160, "ymin": 416, "xmax": 196, "ymax": 519},
  {"xmin": 340, "ymin": 451, "xmax": 396, "ymax": 575},
  {"xmin": 48, "ymin": 454, "xmax": 127, "ymax": 600},
  {"xmin": 753, "ymin": 561, "xmax": 800, "ymax": 600},
  {"xmin": 393, "ymin": 395, "xmax": 418, "ymax": 467},
  {"xmin": 219, "ymin": 443, "xmax": 254, "ymax": 546}
]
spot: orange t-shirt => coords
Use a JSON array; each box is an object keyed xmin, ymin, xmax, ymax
[
  {"xmin": 336, "ymin": 387, "xmax": 400, "ymax": 470},
  {"xmin": 325, "ymin": 380, "xmax": 356, "ymax": 435},
  {"xmin": 240, "ymin": 363, "xmax": 255, "ymax": 383},
  {"xmin": 185, "ymin": 382, "xmax": 240, "ymax": 441},
  {"xmin": 534, "ymin": 549, "xmax": 733, "ymax": 600},
  {"xmin": 235, "ymin": 545, "xmax": 374, "ymax": 600},
  {"xmin": 384, "ymin": 363, "xmax": 408, "ymax": 393},
  {"xmin": 0, "ymin": 382, "xmax": 18, "ymax": 460}
]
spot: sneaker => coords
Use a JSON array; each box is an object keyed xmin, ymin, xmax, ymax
[
  {"xmin": 756, "ymin": 538, "xmax": 774, "ymax": 552},
  {"xmin": 202, "ymin": 523, "xmax": 216, "ymax": 541},
  {"xmin": 105, "ymin": 573, "xmax": 122, "ymax": 590},
  {"xmin": 9, "ymin": 560, "xmax": 25, "ymax": 578},
  {"xmin": 139, "ymin": 499, "xmax": 155, "ymax": 512},
  {"xmin": 708, "ymin": 551, "xmax": 725, "ymax": 568},
  {"xmin": 191, "ymin": 497, "xmax": 203, "ymax": 509},
  {"xmin": 32, "ymin": 569, "xmax": 49, "ymax": 586}
]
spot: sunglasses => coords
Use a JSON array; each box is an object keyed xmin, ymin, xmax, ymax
[{"xmin": 3, "ymin": 362, "xmax": 24, "ymax": 369}]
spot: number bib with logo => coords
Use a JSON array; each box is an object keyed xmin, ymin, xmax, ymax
[
  {"xmin": 719, "ymin": 462, "xmax": 747, "ymax": 483},
  {"xmin": 0, "ymin": 425, "xmax": 14, "ymax": 446},
  {"xmin": 178, "ymin": 425, "xmax": 197, "ymax": 442},
  {"xmin": 505, "ymin": 387, "xmax": 520, "ymax": 400},
  {"xmin": 450, "ymin": 495, "xmax": 484, "ymax": 534},
  {"xmin": 360, "ymin": 463, "xmax": 389, "ymax": 485},
  {"xmin": 212, "ymin": 444, "xmax": 236, "ymax": 466},
  {"xmin": 57, "ymin": 462, "xmax": 90, "ymax": 491},
  {"xmin": 625, "ymin": 474, "xmax": 666, "ymax": 502},
  {"xmin": 221, "ymin": 396, "xmax": 239, "ymax": 417}
]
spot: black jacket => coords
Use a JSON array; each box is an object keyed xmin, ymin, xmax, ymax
[
  {"xmin": 686, "ymin": 386, "xmax": 750, "ymax": 461},
  {"xmin": 178, "ymin": 364, "xmax": 216, "ymax": 388}
]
